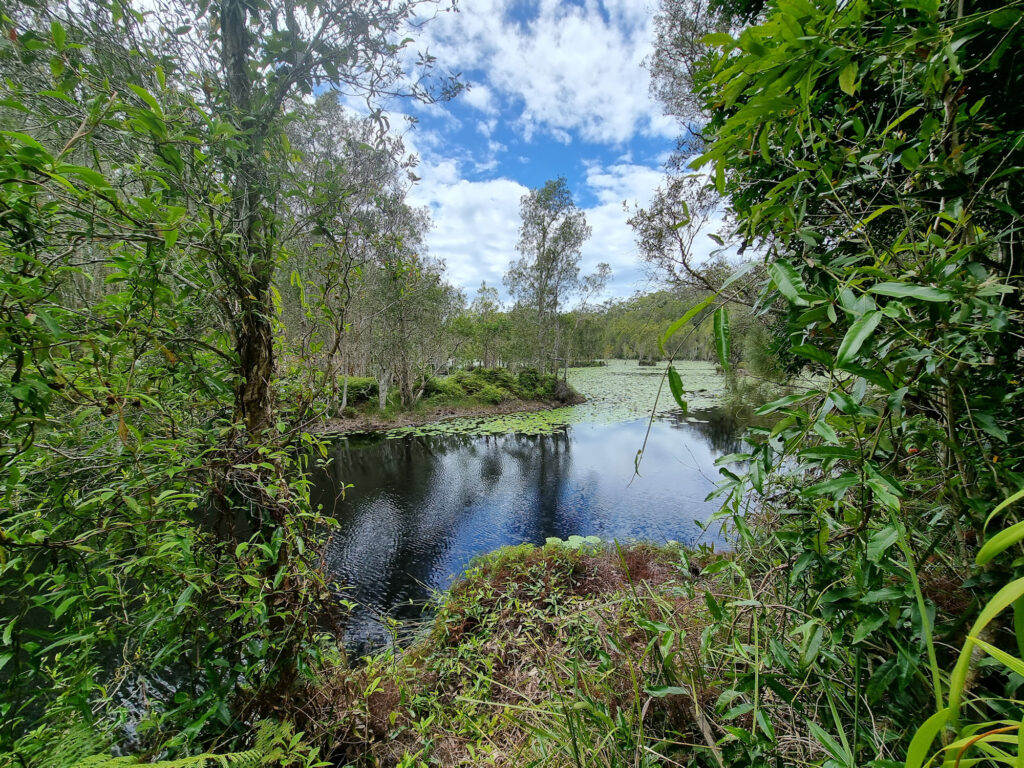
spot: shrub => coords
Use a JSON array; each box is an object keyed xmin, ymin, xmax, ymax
[
  {"xmin": 341, "ymin": 376, "xmax": 378, "ymax": 404},
  {"xmin": 422, "ymin": 376, "xmax": 464, "ymax": 401},
  {"xmin": 471, "ymin": 382, "xmax": 507, "ymax": 405},
  {"xmin": 468, "ymin": 367, "xmax": 517, "ymax": 391},
  {"xmin": 517, "ymin": 367, "xmax": 541, "ymax": 394}
]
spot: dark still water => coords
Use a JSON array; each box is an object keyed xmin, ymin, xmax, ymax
[{"xmin": 310, "ymin": 409, "xmax": 745, "ymax": 648}]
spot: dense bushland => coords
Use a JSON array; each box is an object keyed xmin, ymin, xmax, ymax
[
  {"xmin": 3, "ymin": 0, "xmax": 1023, "ymax": 765},
  {"xmin": 638, "ymin": 0, "xmax": 1024, "ymax": 764}
]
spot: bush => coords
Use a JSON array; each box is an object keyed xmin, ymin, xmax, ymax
[
  {"xmin": 419, "ymin": 367, "xmax": 576, "ymax": 405},
  {"xmin": 468, "ymin": 367, "xmax": 517, "ymax": 391},
  {"xmin": 341, "ymin": 376, "xmax": 378, "ymax": 404},
  {"xmin": 422, "ymin": 376, "xmax": 464, "ymax": 402},
  {"xmin": 517, "ymin": 368, "xmax": 541, "ymax": 396},
  {"xmin": 449, "ymin": 369, "xmax": 476, "ymax": 392},
  {"xmin": 552, "ymin": 379, "xmax": 583, "ymax": 404},
  {"xmin": 472, "ymin": 382, "xmax": 508, "ymax": 405}
]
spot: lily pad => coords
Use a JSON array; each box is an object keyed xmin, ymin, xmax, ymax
[{"xmin": 384, "ymin": 360, "xmax": 730, "ymax": 439}]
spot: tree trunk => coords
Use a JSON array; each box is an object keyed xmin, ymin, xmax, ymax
[
  {"xmin": 234, "ymin": 295, "xmax": 276, "ymax": 435},
  {"xmin": 377, "ymin": 369, "xmax": 391, "ymax": 410}
]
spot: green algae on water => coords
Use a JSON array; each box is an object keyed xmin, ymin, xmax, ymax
[{"xmin": 384, "ymin": 360, "xmax": 728, "ymax": 438}]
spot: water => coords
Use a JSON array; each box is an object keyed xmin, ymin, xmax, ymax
[{"xmin": 309, "ymin": 406, "xmax": 746, "ymax": 649}]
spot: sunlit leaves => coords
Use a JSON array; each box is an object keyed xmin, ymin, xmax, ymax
[
  {"xmin": 689, "ymin": 0, "xmax": 1024, "ymax": 761},
  {"xmin": 835, "ymin": 310, "xmax": 881, "ymax": 366}
]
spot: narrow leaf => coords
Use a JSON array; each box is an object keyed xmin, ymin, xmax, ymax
[
  {"xmin": 713, "ymin": 307, "xmax": 731, "ymax": 370},
  {"xmin": 768, "ymin": 260, "xmax": 809, "ymax": 306},
  {"xmin": 659, "ymin": 294, "xmax": 717, "ymax": 356},
  {"xmin": 904, "ymin": 708, "xmax": 950, "ymax": 768},
  {"xmin": 836, "ymin": 310, "xmax": 881, "ymax": 365},
  {"xmin": 667, "ymin": 365, "xmax": 687, "ymax": 413},
  {"xmin": 869, "ymin": 282, "xmax": 953, "ymax": 302}
]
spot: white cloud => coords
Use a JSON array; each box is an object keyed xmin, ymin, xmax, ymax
[
  {"xmin": 476, "ymin": 117, "xmax": 498, "ymax": 137},
  {"xmin": 407, "ymin": 165, "xmax": 528, "ymax": 294},
  {"xmin": 578, "ymin": 161, "xmax": 665, "ymax": 298},
  {"xmin": 584, "ymin": 162, "xmax": 664, "ymax": 207},
  {"xmin": 463, "ymin": 83, "xmax": 498, "ymax": 114},
  {"xmin": 414, "ymin": 0, "xmax": 674, "ymax": 145},
  {"xmin": 406, "ymin": 156, "xmax": 675, "ymax": 300}
]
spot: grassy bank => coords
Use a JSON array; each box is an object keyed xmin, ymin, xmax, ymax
[
  {"xmin": 323, "ymin": 368, "xmax": 583, "ymax": 433},
  {"xmin": 301, "ymin": 540, "xmax": 728, "ymax": 767}
]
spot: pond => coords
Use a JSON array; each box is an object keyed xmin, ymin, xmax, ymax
[{"xmin": 308, "ymin": 361, "xmax": 748, "ymax": 649}]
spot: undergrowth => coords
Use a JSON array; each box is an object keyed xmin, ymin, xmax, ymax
[{"xmin": 297, "ymin": 541, "xmax": 731, "ymax": 767}]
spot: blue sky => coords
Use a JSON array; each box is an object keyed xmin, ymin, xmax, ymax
[{"xmin": 373, "ymin": 0, "xmax": 724, "ymax": 302}]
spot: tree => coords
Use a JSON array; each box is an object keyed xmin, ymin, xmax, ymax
[
  {"xmin": 172, "ymin": 0, "xmax": 459, "ymax": 439},
  {"xmin": 278, "ymin": 95, "xmax": 418, "ymax": 417},
  {"xmin": 564, "ymin": 262, "xmax": 611, "ymax": 366},
  {"xmin": 469, "ymin": 281, "xmax": 503, "ymax": 367},
  {"xmin": 677, "ymin": 0, "xmax": 1024, "ymax": 764},
  {"xmin": 504, "ymin": 177, "xmax": 591, "ymax": 373},
  {"xmin": 0, "ymin": 1, "xmax": 460, "ymax": 754}
]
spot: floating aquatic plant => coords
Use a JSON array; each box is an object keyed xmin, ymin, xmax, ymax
[{"xmin": 384, "ymin": 360, "xmax": 729, "ymax": 438}]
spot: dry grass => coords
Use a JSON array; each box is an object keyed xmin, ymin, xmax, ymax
[{"xmin": 295, "ymin": 542, "xmax": 726, "ymax": 767}]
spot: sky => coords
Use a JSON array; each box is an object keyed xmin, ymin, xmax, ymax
[{"xmin": 380, "ymin": 0, "xmax": 699, "ymax": 303}]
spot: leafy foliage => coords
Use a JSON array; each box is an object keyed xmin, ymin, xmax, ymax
[
  {"xmin": 648, "ymin": 0, "xmax": 1024, "ymax": 763},
  {"xmin": 0, "ymin": 0, "xmax": 456, "ymax": 761}
]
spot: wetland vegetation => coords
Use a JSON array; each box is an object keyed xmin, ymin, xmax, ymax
[{"xmin": 2, "ymin": 0, "xmax": 1024, "ymax": 767}]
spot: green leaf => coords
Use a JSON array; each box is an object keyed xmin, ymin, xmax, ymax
[
  {"xmin": 853, "ymin": 615, "xmax": 887, "ymax": 643},
  {"xmin": 838, "ymin": 61, "xmax": 858, "ymax": 96},
  {"xmin": 949, "ymin": 577, "xmax": 1024, "ymax": 719},
  {"xmin": 174, "ymin": 583, "xmax": 197, "ymax": 616},
  {"xmin": 52, "ymin": 595, "xmax": 78, "ymax": 620},
  {"xmin": 984, "ymin": 486, "xmax": 1024, "ymax": 529},
  {"xmin": 667, "ymin": 365, "xmax": 687, "ymax": 413},
  {"xmin": 807, "ymin": 719, "xmax": 851, "ymax": 767},
  {"xmin": 1, "ymin": 130, "xmax": 50, "ymax": 155},
  {"xmin": 768, "ymin": 260, "xmax": 809, "ymax": 306},
  {"xmin": 659, "ymin": 294, "xmax": 717, "ymax": 356},
  {"xmin": 645, "ymin": 685, "xmax": 691, "ymax": 698},
  {"xmin": 701, "ymin": 32, "xmax": 736, "ymax": 48},
  {"xmin": 790, "ymin": 344, "xmax": 833, "ymax": 366},
  {"xmin": 836, "ymin": 310, "xmax": 881, "ymax": 365},
  {"xmin": 989, "ymin": 7, "xmax": 1023, "ymax": 27},
  {"xmin": 869, "ymin": 282, "xmax": 953, "ymax": 302},
  {"xmin": 755, "ymin": 390, "xmax": 820, "ymax": 415},
  {"xmin": 51, "ymin": 20, "xmax": 66, "ymax": 50},
  {"xmin": 799, "ymin": 446, "xmax": 858, "ymax": 460},
  {"xmin": 973, "ymin": 638, "xmax": 1024, "ymax": 679},
  {"xmin": 863, "ymin": 587, "xmax": 907, "ymax": 603},
  {"xmin": 812, "ymin": 419, "xmax": 839, "ymax": 444},
  {"xmin": 713, "ymin": 306, "xmax": 731, "ymax": 370},
  {"xmin": 975, "ymin": 412, "xmax": 1008, "ymax": 442},
  {"xmin": 904, "ymin": 708, "xmax": 950, "ymax": 768},
  {"xmin": 128, "ymin": 84, "xmax": 163, "ymax": 115},
  {"xmin": 977, "ymin": 490, "xmax": 1024, "ymax": 565},
  {"xmin": 867, "ymin": 526, "xmax": 900, "ymax": 562},
  {"xmin": 57, "ymin": 164, "xmax": 111, "ymax": 190}
]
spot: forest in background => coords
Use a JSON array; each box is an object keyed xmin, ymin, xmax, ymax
[{"xmin": 1, "ymin": 0, "xmax": 1023, "ymax": 766}]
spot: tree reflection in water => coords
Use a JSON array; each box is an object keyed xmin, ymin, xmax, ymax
[{"xmin": 308, "ymin": 408, "xmax": 746, "ymax": 648}]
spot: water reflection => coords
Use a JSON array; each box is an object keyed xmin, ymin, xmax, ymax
[{"xmin": 309, "ymin": 408, "xmax": 746, "ymax": 648}]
